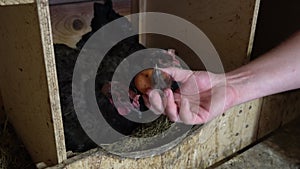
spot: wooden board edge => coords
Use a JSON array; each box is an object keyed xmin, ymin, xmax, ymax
[
  {"xmin": 36, "ymin": 0, "xmax": 67, "ymax": 163},
  {"xmin": 0, "ymin": 0, "xmax": 34, "ymax": 6},
  {"xmin": 246, "ymin": 0, "xmax": 261, "ymax": 59},
  {"xmin": 138, "ymin": 0, "xmax": 147, "ymax": 45}
]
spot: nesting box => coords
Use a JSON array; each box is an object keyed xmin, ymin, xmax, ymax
[{"xmin": 0, "ymin": 0, "xmax": 299, "ymax": 168}]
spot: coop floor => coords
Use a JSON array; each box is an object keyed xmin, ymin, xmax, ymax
[{"xmin": 212, "ymin": 116, "xmax": 300, "ymax": 169}]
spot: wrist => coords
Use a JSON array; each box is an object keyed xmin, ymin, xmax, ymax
[{"xmin": 225, "ymin": 69, "xmax": 256, "ymax": 108}]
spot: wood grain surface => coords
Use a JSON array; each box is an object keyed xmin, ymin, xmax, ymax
[
  {"xmin": 139, "ymin": 0, "xmax": 260, "ymax": 72},
  {"xmin": 50, "ymin": 0, "xmax": 131, "ymax": 48},
  {"xmin": 49, "ymin": 100, "xmax": 262, "ymax": 169},
  {"xmin": 0, "ymin": 1, "xmax": 66, "ymax": 165}
]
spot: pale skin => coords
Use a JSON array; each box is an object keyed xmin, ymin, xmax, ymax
[{"xmin": 146, "ymin": 31, "xmax": 300, "ymax": 125}]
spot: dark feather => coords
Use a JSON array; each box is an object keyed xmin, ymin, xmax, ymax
[{"xmin": 55, "ymin": 1, "xmax": 145, "ymax": 152}]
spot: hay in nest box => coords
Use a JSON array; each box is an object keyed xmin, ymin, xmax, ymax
[
  {"xmin": 0, "ymin": 118, "xmax": 35, "ymax": 169},
  {"xmin": 101, "ymin": 115, "xmax": 195, "ymax": 158}
]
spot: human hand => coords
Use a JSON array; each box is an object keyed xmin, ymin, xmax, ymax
[
  {"xmin": 143, "ymin": 67, "xmax": 236, "ymax": 125},
  {"xmin": 143, "ymin": 31, "xmax": 300, "ymax": 124}
]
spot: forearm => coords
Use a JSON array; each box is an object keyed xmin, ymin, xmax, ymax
[{"xmin": 226, "ymin": 31, "xmax": 300, "ymax": 107}]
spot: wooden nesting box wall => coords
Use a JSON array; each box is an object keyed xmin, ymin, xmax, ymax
[
  {"xmin": 0, "ymin": 0, "xmax": 299, "ymax": 168},
  {"xmin": 0, "ymin": 0, "xmax": 66, "ymax": 165},
  {"xmin": 139, "ymin": 0, "xmax": 258, "ymax": 72},
  {"xmin": 49, "ymin": 0, "xmax": 132, "ymax": 48}
]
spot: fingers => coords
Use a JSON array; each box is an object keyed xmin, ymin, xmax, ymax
[
  {"xmin": 146, "ymin": 88, "xmax": 179, "ymax": 119},
  {"xmin": 142, "ymin": 95, "xmax": 151, "ymax": 109},
  {"xmin": 178, "ymin": 98, "xmax": 193, "ymax": 124},
  {"xmin": 160, "ymin": 67, "xmax": 200, "ymax": 96},
  {"xmin": 146, "ymin": 87, "xmax": 210, "ymax": 124},
  {"xmin": 147, "ymin": 88, "xmax": 199, "ymax": 123},
  {"xmin": 148, "ymin": 89, "xmax": 165, "ymax": 115},
  {"xmin": 146, "ymin": 88, "xmax": 180, "ymax": 121},
  {"xmin": 164, "ymin": 89, "xmax": 179, "ymax": 122},
  {"xmin": 178, "ymin": 98, "xmax": 211, "ymax": 125},
  {"xmin": 160, "ymin": 67, "xmax": 194, "ymax": 83}
]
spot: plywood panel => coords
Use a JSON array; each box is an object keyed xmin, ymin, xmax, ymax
[
  {"xmin": 0, "ymin": 1, "xmax": 66, "ymax": 165},
  {"xmin": 214, "ymin": 116, "xmax": 300, "ymax": 169},
  {"xmin": 281, "ymin": 91, "xmax": 300, "ymax": 124},
  {"xmin": 140, "ymin": 0, "xmax": 260, "ymax": 72},
  {"xmin": 257, "ymin": 90, "xmax": 300, "ymax": 138},
  {"xmin": 49, "ymin": 0, "xmax": 132, "ymax": 48},
  {"xmin": 257, "ymin": 94, "xmax": 285, "ymax": 138},
  {"xmin": 50, "ymin": 99, "xmax": 262, "ymax": 168}
]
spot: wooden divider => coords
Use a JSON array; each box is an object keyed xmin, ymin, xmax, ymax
[{"xmin": 0, "ymin": 1, "xmax": 66, "ymax": 165}]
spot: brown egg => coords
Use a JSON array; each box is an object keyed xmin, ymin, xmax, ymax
[
  {"xmin": 134, "ymin": 68, "xmax": 153, "ymax": 94},
  {"xmin": 134, "ymin": 68, "xmax": 172, "ymax": 94}
]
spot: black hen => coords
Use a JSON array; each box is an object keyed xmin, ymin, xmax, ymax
[{"xmin": 55, "ymin": 1, "xmax": 145, "ymax": 152}]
